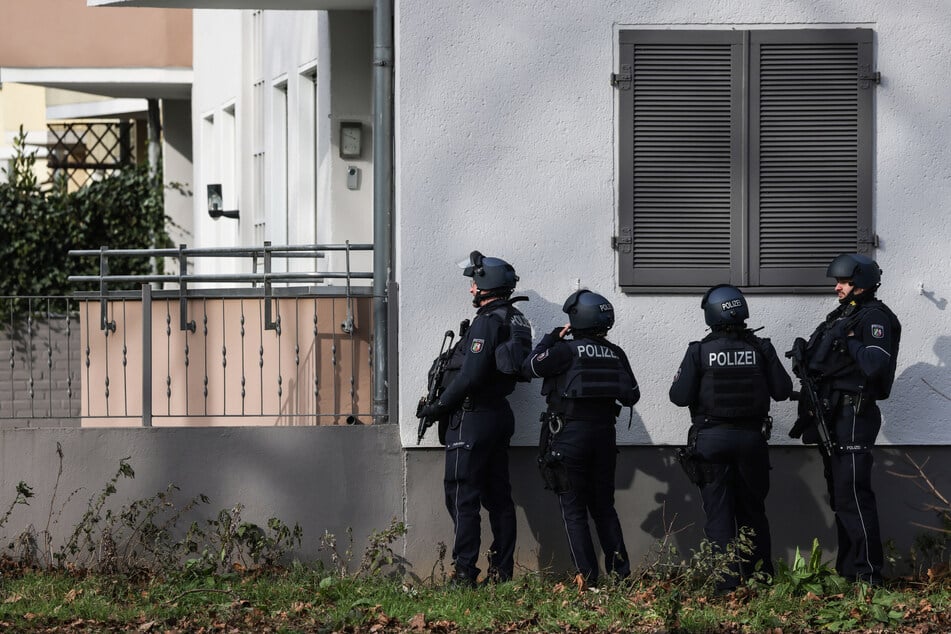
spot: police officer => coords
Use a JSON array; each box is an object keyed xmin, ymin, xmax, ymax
[
  {"xmin": 417, "ymin": 251, "xmax": 532, "ymax": 586},
  {"xmin": 522, "ymin": 289, "xmax": 639, "ymax": 585},
  {"xmin": 789, "ymin": 254, "xmax": 901, "ymax": 585},
  {"xmin": 669, "ymin": 285, "xmax": 792, "ymax": 592}
]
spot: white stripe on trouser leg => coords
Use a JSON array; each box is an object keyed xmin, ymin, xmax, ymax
[
  {"xmin": 558, "ymin": 495, "xmax": 581, "ymax": 572},
  {"xmin": 453, "ymin": 415, "xmax": 465, "ymax": 564},
  {"xmin": 850, "ymin": 412, "xmax": 874, "ymax": 578}
]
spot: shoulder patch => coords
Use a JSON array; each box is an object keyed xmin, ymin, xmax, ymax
[
  {"xmin": 471, "ymin": 339, "xmax": 484, "ymax": 353},
  {"xmin": 870, "ymin": 324, "xmax": 885, "ymax": 339}
]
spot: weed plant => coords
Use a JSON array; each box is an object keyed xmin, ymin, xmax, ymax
[{"xmin": 3, "ymin": 450, "xmax": 951, "ymax": 631}]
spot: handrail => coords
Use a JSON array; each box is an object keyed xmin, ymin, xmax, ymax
[{"xmin": 68, "ymin": 242, "xmax": 373, "ymax": 334}]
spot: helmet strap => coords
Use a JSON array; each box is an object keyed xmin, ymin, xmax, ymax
[{"xmin": 472, "ymin": 289, "xmax": 511, "ymax": 308}]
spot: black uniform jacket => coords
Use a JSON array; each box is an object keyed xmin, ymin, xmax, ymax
[{"xmin": 669, "ymin": 330, "xmax": 792, "ymax": 424}]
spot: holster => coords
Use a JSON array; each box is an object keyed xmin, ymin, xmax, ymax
[{"xmin": 677, "ymin": 425, "xmax": 717, "ymax": 487}]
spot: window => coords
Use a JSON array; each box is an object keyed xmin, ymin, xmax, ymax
[{"xmin": 617, "ymin": 29, "xmax": 875, "ymax": 291}]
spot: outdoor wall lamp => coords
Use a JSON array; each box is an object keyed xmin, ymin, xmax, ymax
[{"xmin": 207, "ymin": 184, "xmax": 239, "ymax": 219}]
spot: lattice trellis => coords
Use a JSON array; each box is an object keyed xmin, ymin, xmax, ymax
[{"xmin": 47, "ymin": 120, "xmax": 136, "ymax": 189}]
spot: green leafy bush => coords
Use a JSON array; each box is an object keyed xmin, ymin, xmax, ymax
[{"xmin": 0, "ymin": 126, "xmax": 171, "ymax": 302}]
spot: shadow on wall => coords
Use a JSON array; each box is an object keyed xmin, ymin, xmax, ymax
[{"xmin": 884, "ymin": 334, "xmax": 951, "ymax": 443}]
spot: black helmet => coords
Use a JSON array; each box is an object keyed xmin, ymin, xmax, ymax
[
  {"xmin": 826, "ymin": 253, "xmax": 881, "ymax": 289},
  {"xmin": 462, "ymin": 250, "xmax": 518, "ymax": 292},
  {"xmin": 701, "ymin": 284, "xmax": 749, "ymax": 327},
  {"xmin": 563, "ymin": 289, "xmax": 615, "ymax": 334}
]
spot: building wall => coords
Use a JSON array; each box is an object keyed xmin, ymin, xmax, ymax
[
  {"xmin": 191, "ymin": 9, "xmax": 372, "ymax": 281},
  {"xmin": 0, "ymin": 82, "xmax": 48, "ymax": 184},
  {"xmin": 395, "ymin": 0, "xmax": 951, "ymax": 448},
  {"xmin": 0, "ymin": 0, "xmax": 191, "ymax": 69}
]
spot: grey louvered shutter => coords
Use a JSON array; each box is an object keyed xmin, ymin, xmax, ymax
[
  {"xmin": 618, "ymin": 31, "xmax": 742, "ymax": 288},
  {"xmin": 748, "ymin": 29, "xmax": 874, "ymax": 286}
]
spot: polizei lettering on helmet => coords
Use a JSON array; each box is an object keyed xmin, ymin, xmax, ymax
[
  {"xmin": 576, "ymin": 344, "xmax": 619, "ymax": 359},
  {"xmin": 708, "ymin": 350, "xmax": 757, "ymax": 366},
  {"xmin": 721, "ymin": 299, "xmax": 743, "ymax": 311}
]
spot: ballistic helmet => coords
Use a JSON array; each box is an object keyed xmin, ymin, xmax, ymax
[
  {"xmin": 701, "ymin": 284, "xmax": 749, "ymax": 327},
  {"xmin": 563, "ymin": 289, "xmax": 615, "ymax": 334},
  {"xmin": 461, "ymin": 251, "xmax": 518, "ymax": 292},
  {"xmin": 826, "ymin": 253, "xmax": 881, "ymax": 289}
]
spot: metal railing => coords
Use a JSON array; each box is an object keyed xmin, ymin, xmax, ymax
[
  {"xmin": 1, "ymin": 243, "xmax": 376, "ymax": 427},
  {"xmin": 0, "ymin": 296, "xmax": 80, "ymax": 423}
]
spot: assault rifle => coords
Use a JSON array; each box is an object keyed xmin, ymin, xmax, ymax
[
  {"xmin": 786, "ymin": 337, "xmax": 835, "ymax": 456},
  {"xmin": 416, "ymin": 321, "xmax": 467, "ymax": 444}
]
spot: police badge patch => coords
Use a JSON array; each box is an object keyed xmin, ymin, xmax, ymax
[
  {"xmin": 871, "ymin": 324, "xmax": 884, "ymax": 339},
  {"xmin": 471, "ymin": 339, "xmax": 484, "ymax": 353}
]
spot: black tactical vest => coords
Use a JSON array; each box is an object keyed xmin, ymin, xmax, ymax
[
  {"xmin": 805, "ymin": 298, "xmax": 901, "ymax": 400},
  {"xmin": 696, "ymin": 332, "xmax": 770, "ymax": 420},
  {"xmin": 542, "ymin": 336, "xmax": 635, "ymax": 418}
]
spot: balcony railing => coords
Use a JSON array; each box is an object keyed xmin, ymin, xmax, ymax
[{"xmin": 1, "ymin": 243, "xmax": 375, "ymax": 427}]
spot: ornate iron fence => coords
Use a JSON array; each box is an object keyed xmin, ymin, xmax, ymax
[{"xmin": 1, "ymin": 243, "xmax": 375, "ymax": 427}]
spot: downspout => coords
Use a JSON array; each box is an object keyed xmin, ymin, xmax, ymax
[{"xmin": 372, "ymin": 0, "xmax": 393, "ymax": 423}]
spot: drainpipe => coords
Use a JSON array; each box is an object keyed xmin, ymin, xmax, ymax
[{"xmin": 372, "ymin": 0, "xmax": 393, "ymax": 423}]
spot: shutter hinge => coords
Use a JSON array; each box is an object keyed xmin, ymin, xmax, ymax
[
  {"xmin": 858, "ymin": 232, "xmax": 880, "ymax": 249},
  {"xmin": 612, "ymin": 228, "xmax": 632, "ymax": 252},
  {"xmin": 611, "ymin": 65, "xmax": 632, "ymax": 90},
  {"xmin": 858, "ymin": 66, "xmax": 881, "ymax": 88}
]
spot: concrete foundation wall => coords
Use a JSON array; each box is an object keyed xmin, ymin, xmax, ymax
[
  {"xmin": 1, "ymin": 427, "xmax": 948, "ymax": 579},
  {"xmin": 406, "ymin": 445, "xmax": 950, "ymax": 579},
  {"xmin": 0, "ymin": 426, "xmax": 403, "ymax": 568}
]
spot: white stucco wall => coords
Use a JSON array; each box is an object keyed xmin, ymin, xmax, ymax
[
  {"xmin": 396, "ymin": 0, "xmax": 951, "ymax": 446},
  {"xmin": 191, "ymin": 9, "xmax": 371, "ymax": 280}
]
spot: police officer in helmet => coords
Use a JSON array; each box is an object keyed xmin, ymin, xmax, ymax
[
  {"xmin": 670, "ymin": 284, "xmax": 792, "ymax": 593},
  {"xmin": 789, "ymin": 254, "xmax": 901, "ymax": 584},
  {"xmin": 522, "ymin": 289, "xmax": 640, "ymax": 585},
  {"xmin": 417, "ymin": 251, "xmax": 532, "ymax": 586}
]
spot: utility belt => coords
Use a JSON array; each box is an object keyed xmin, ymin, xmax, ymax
[
  {"xmin": 459, "ymin": 395, "xmax": 508, "ymax": 412},
  {"xmin": 558, "ymin": 399, "xmax": 620, "ymax": 421},
  {"xmin": 694, "ymin": 415, "xmax": 772, "ymax": 440}
]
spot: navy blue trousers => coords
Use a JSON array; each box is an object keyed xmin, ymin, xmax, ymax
[
  {"xmin": 551, "ymin": 420, "xmax": 630, "ymax": 583},
  {"xmin": 443, "ymin": 402, "xmax": 516, "ymax": 583},
  {"xmin": 695, "ymin": 426, "xmax": 773, "ymax": 589},
  {"xmin": 822, "ymin": 402, "xmax": 883, "ymax": 584}
]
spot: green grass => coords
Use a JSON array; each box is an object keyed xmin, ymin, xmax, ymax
[{"xmin": 2, "ymin": 565, "xmax": 951, "ymax": 633}]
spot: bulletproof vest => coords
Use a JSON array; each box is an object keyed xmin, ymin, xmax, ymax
[
  {"xmin": 696, "ymin": 332, "xmax": 770, "ymax": 420},
  {"xmin": 486, "ymin": 299, "xmax": 533, "ymax": 379},
  {"xmin": 806, "ymin": 298, "xmax": 901, "ymax": 400},
  {"xmin": 542, "ymin": 336, "xmax": 635, "ymax": 415}
]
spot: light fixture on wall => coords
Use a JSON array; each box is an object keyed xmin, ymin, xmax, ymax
[{"xmin": 207, "ymin": 184, "xmax": 239, "ymax": 219}]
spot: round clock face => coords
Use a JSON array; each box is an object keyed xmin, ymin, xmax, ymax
[{"xmin": 341, "ymin": 124, "xmax": 361, "ymax": 157}]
